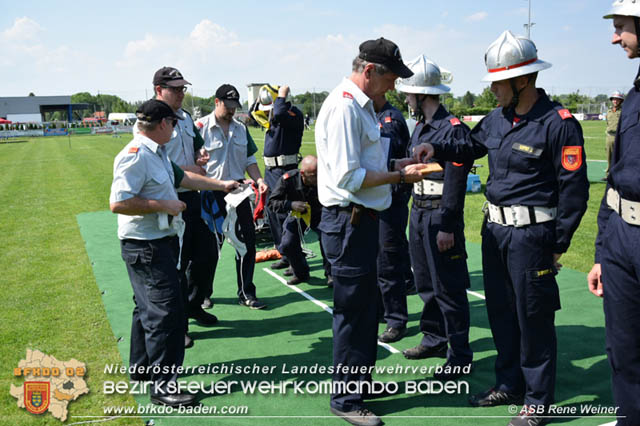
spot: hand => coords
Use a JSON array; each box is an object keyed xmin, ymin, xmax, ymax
[
  {"xmin": 278, "ymin": 85, "xmax": 290, "ymax": 98},
  {"xmin": 413, "ymin": 143, "xmax": 435, "ymax": 163},
  {"xmin": 160, "ymin": 199, "xmax": 186, "ymax": 216},
  {"xmin": 553, "ymin": 253, "xmax": 563, "ymax": 272},
  {"xmin": 196, "ymin": 148, "xmax": 210, "ymax": 166},
  {"xmin": 394, "ymin": 157, "xmax": 416, "ymax": 170},
  {"xmin": 436, "ymin": 231, "xmax": 454, "ymax": 252},
  {"xmin": 221, "ymin": 180, "xmax": 240, "ymax": 193},
  {"xmin": 402, "ymin": 164, "xmax": 427, "ymax": 183},
  {"xmin": 257, "ymin": 179, "xmax": 268, "ymax": 194},
  {"xmin": 291, "ymin": 201, "xmax": 309, "ymax": 213},
  {"xmin": 587, "ymin": 263, "xmax": 604, "ymax": 298}
]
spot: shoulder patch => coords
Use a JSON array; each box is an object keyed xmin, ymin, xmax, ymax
[
  {"xmin": 450, "ymin": 117, "xmax": 461, "ymax": 126},
  {"xmin": 342, "ymin": 91, "xmax": 353, "ymax": 99},
  {"xmin": 283, "ymin": 172, "xmax": 291, "ymax": 179},
  {"xmin": 287, "ymin": 110, "xmax": 297, "ymax": 117},
  {"xmin": 561, "ymin": 146, "xmax": 583, "ymax": 171},
  {"xmin": 557, "ymin": 109, "xmax": 573, "ymax": 120},
  {"xmin": 128, "ymin": 147, "xmax": 139, "ymax": 154},
  {"xmin": 195, "ymin": 121, "xmax": 204, "ymax": 129},
  {"xmin": 384, "ymin": 116, "xmax": 392, "ymax": 123},
  {"xmin": 452, "ymin": 162, "xmax": 464, "ymax": 167}
]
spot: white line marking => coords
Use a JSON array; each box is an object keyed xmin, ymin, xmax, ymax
[
  {"xmin": 587, "ymin": 159, "xmax": 607, "ymax": 163},
  {"xmin": 263, "ymin": 268, "xmax": 401, "ymax": 354},
  {"xmin": 466, "ymin": 289, "xmax": 486, "ymax": 300}
]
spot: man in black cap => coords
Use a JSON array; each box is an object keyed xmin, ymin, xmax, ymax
[
  {"xmin": 196, "ymin": 84, "xmax": 269, "ymax": 310},
  {"xmin": 141, "ymin": 67, "xmax": 218, "ymax": 349},
  {"xmin": 315, "ymin": 38, "xmax": 424, "ymax": 426},
  {"xmin": 110, "ymin": 99, "xmax": 238, "ymax": 407}
]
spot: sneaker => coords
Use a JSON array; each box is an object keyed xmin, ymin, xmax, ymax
[
  {"xmin": 287, "ymin": 274, "xmax": 309, "ymax": 285},
  {"xmin": 469, "ymin": 387, "xmax": 524, "ymax": 407},
  {"xmin": 283, "ymin": 266, "xmax": 294, "ymax": 277},
  {"xmin": 433, "ymin": 360, "xmax": 473, "ymax": 381},
  {"xmin": 378, "ymin": 326, "xmax": 407, "ymax": 343},
  {"xmin": 402, "ymin": 343, "xmax": 447, "ymax": 360},
  {"xmin": 507, "ymin": 406, "xmax": 547, "ymax": 426},
  {"xmin": 238, "ymin": 297, "xmax": 267, "ymax": 310},
  {"xmin": 189, "ymin": 309, "xmax": 218, "ymax": 326},
  {"xmin": 201, "ymin": 297, "xmax": 213, "ymax": 310},
  {"xmin": 329, "ymin": 406, "xmax": 382, "ymax": 426},
  {"xmin": 270, "ymin": 259, "xmax": 289, "ymax": 270}
]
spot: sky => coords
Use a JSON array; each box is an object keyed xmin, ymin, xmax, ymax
[{"xmin": 0, "ymin": 0, "xmax": 637, "ymax": 103}]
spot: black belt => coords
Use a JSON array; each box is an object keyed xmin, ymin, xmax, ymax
[{"xmin": 413, "ymin": 199, "xmax": 441, "ymax": 210}]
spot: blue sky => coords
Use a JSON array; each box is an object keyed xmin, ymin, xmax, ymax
[{"xmin": 0, "ymin": 0, "xmax": 637, "ymax": 102}]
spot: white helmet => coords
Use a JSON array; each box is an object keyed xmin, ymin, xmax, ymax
[
  {"xmin": 610, "ymin": 90, "xmax": 625, "ymax": 100},
  {"xmin": 604, "ymin": 0, "xmax": 640, "ymax": 19},
  {"xmin": 482, "ymin": 30, "xmax": 551, "ymax": 82},
  {"xmin": 395, "ymin": 55, "xmax": 452, "ymax": 95}
]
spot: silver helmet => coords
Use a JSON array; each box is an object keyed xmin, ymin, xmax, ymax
[
  {"xmin": 482, "ymin": 30, "xmax": 551, "ymax": 82},
  {"xmin": 258, "ymin": 84, "xmax": 279, "ymax": 111},
  {"xmin": 604, "ymin": 0, "xmax": 640, "ymax": 19},
  {"xmin": 610, "ymin": 90, "xmax": 625, "ymax": 100},
  {"xmin": 395, "ymin": 55, "xmax": 452, "ymax": 95}
]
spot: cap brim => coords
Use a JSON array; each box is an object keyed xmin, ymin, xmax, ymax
[
  {"xmin": 389, "ymin": 62, "xmax": 414, "ymax": 79},
  {"xmin": 223, "ymin": 99, "xmax": 242, "ymax": 109},
  {"xmin": 165, "ymin": 79, "xmax": 192, "ymax": 87}
]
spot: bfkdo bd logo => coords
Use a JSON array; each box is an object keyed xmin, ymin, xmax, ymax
[{"xmin": 24, "ymin": 381, "xmax": 50, "ymax": 415}]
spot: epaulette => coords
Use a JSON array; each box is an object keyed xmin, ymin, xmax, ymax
[
  {"xmin": 557, "ymin": 109, "xmax": 573, "ymax": 120},
  {"xmin": 342, "ymin": 91, "xmax": 353, "ymax": 99},
  {"xmin": 384, "ymin": 116, "xmax": 392, "ymax": 123},
  {"xmin": 450, "ymin": 117, "xmax": 461, "ymax": 126},
  {"xmin": 284, "ymin": 172, "xmax": 291, "ymax": 179},
  {"xmin": 128, "ymin": 146, "xmax": 139, "ymax": 154}
]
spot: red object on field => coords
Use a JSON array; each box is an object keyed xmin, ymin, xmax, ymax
[{"xmin": 256, "ymin": 249, "xmax": 282, "ymax": 263}]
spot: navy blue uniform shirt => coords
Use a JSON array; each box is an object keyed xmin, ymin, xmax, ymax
[
  {"xmin": 410, "ymin": 105, "xmax": 472, "ymax": 233},
  {"xmin": 377, "ymin": 101, "xmax": 411, "ymax": 199},
  {"xmin": 267, "ymin": 169, "xmax": 321, "ymax": 229},
  {"xmin": 431, "ymin": 89, "xmax": 589, "ymax": 253},
  {"xmin": 263, "ymin": 97, "xmax": 304, "ymax": 157},
  {"xmin": 595, "ymin": 65, "xmax": 640, "ymax": 262}
]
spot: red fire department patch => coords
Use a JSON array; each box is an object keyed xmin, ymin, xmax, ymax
[
  {"xmin": 24, "ymin": 382, "xmax": 50, "ymax": 415},
  {"xmin": 384, "ymin": 116, "xmax": 392, "ymax": 123},
  {"xmin": 342, "ymin": 91, "xmax": 353, "ymax": 99},
  {"xmin": 195, "ymin": 121, "xmax": 204, "ymax": 129},
  {"xmin": 128, "ymin": 147, "xmax": 139, "ymax": 154},
  {"xmin": 561, "ymin": 146, "xmax": 583, "ymax": 171},
  {"xmin": 452, "ymin": 162, "xmax": 464, "ymax": 167},
  {"xmin": 557, "ymin": 109, "xmax": 573, "ymax": 120},
  {"xmin": 450, "ymin": 117, "xmax": 461, "ymax": 126}
]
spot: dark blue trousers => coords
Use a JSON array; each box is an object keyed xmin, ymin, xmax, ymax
[
  {"xmin": 377, "ymin": 197, "xmax": 410, "ymax": 329},
  {"xmin": 408, "ymin": 206, "xmax": 472, "ymax": 364},
  {"xmin": 121, "ymin": 237, "xmax": 184, "ymax": 395},
  {"xmin": 265, "ymin": 166, "xmax": 296, "ymax": 256},
  {"xmin": 279, "ymin": 215, "xmax": 330, "ymax": 278},
  {"xmin": 320, "ymin": 206, "xmax": 379, "ymax": 412},
  {"xmin": 601, "ymin": 212, "xmax": 640, "ymax": 426},
  {"xmin": 481, "ymin": 220, "xmax": 560, "ymax": 407}
]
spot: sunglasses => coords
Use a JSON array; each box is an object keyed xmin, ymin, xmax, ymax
[{"xmin": 162, "ymin": 86, "xmax": 188, "ymax": 94}]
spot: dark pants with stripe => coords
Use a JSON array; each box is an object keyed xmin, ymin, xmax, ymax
[
  {"xmin": 121, "ymin": 237, "xmax": 184, "ymax": 395},
  {"xmin": 265, "ymin": 166, "xmax": 297, "ymax": 256},
  {"xmin": 601, "ymin": 212, "xmax": 640, "ymax": 426},
  {"xmin": 376, "ymin": 195, "xmax": 410, "ymax": 329},
  {"xmin": 481, "ymin": 220, "xmax": 559, "ymax": 408},
  {"xmin": 177, "ymin": 191, "xmax": 215, "ymax": 326},
  {"xmin": 320, "ymin": 206, "xmax": 379, "ymax": 412},
  {"xmin": 408, "ymin": 205, "xmax": 472, "ymax": 364}
]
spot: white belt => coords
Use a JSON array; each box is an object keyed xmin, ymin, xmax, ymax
[
  {"xmin": 413, "ymin": 180, "xmax": 444, "ymax": 196},
  {"xmin": 263, "ymin": 154, "xmax": 298, "ymax": 167},
  {"xmin": 485, "ymin": 201, "xmax": 557, "ymax": 227},
  {"xmin": 607, "ymin": 188, "xmax": 640, "ymax": 226}
]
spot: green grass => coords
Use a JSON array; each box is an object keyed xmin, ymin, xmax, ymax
[{"xmin": 0, "ymin": 120, "xmax": 611, "ymax": 424}]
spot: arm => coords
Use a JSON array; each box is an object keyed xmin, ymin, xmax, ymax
[
  {"xmin": 180, "ymin": 171, "xmax": 239, "ymax": 193},
  {"xmin": 110, "ymin": 196, "xmax": 186, "ymax": 216},
  {"xmin": 413, "ymin": 118, "xmax": 489, "ymax": 164},
  {"xmin": 266, "ymin": 176, "xmax": 292, "ymax": 214},
  {"xmin": 246, "ymin": 163, "xmax": 268, "ymax": 194}
]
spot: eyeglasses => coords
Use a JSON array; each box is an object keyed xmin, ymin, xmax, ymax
[
  {"xmin": 162, "ymin": 86, "xmax": 188, "ymax": 94},
  {"xmin": 164, "ymin": 118, "xmax": 178, "ymax": 127}
]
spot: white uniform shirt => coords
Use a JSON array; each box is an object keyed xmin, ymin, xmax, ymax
[
  {"xmin": 134, "ymin": 108, "xmax": 196, "ymax": 193},
  {"xmin": 315, "ymin": 77, "xmax": 391, "ymax": 211},
  {"xmin": 109, "ymin": 134, "xmax": 180, "ymax": 240},
  {"xmin": 196, "ymin": 113, "xmax": 257, "ymax": 181}
]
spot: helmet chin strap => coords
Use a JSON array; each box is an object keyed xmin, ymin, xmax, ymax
[
  {"xmin": 411, "ymin": 94, "xmax": 427, "ymax": 122},
  {"xmin": 508, "ymin": 78, "xmax": 526, "ymax": 112}
]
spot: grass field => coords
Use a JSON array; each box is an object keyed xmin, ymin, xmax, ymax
[{"xmin": 0, "ymin": 119, "xmax": 615, "ymax": 425}]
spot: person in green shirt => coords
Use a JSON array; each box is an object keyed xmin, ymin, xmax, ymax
[{"xmin": 605, "ymin": 91, "xmax": 624, "ymax": 177}]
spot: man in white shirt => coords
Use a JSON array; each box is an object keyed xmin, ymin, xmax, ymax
[{"xmin": 315, "ymin": 38, "xmax": 423, "ymax": 426}]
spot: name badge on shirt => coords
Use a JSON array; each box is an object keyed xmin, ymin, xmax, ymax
[{"xmin": 512, "ymin": 143, "xmax": 542, "ymax": 157}]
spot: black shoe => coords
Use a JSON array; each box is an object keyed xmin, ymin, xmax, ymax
[
  {"xmin": 189, "ymin": 309, "xmax": 218, "ymax": 326},
  {"xmin": 271, "ymin": 259, "xmax": 289, "ymax": 270},
  {"xmin": 433, "ymin": 360, "xmax": 473, "ymax": 381},
  {"xmin": 238, "ymin": 297, "xmax": 267, "ymax": 310},
  {"xmin": 402, "ymin": 343, "xmax": 447, "ymax": 360},
  {"xmin": 283, "ymin": 266, "xmax": 294, "ymax": 277},
  {"xmin": 378, "ymin": 326, "xmax": 407, "ymax": 343},
  {"xmin": 151, "ymin": 393, "xmax": 197, "ymax": 407},
  {"xmin": 287, "ymin": 274, "xmax": 309, "ymax": 285},
  {"xmin": 326, "ymin": 275, "xmax": 334, "ymax": 288},
  {"xmin": 329, "ymin": 406, "xmax": 382, "ymax": 426},
  {"xmin": 468, "ymin": 387, "xmax": 524, "ymax": 407},
  {"xmin": 201, "ymin": 297, "xmax": 213, "ymax": 310},
  {"xmin": 508, "ymin": 406, "xmax": 547, "ymax": 426},
  {"xmin": 184, "ymin": 334, "xmax": 194, "ymax": 349}
]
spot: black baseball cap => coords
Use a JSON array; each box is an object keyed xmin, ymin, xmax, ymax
[
  {"xmin": 136, "ymin": 99, "xmax": 182, "ymax": 122},
  {"xmin": 358, "ymin": 38, "xmax": 413, "ymax": 78},
  {"xmin": 153, "ymin": 66, "xmax": 191, "ymax": 87},
  {"xmin": 215, "ymin": 84, "xmax": 242, "ymax": 109}
]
